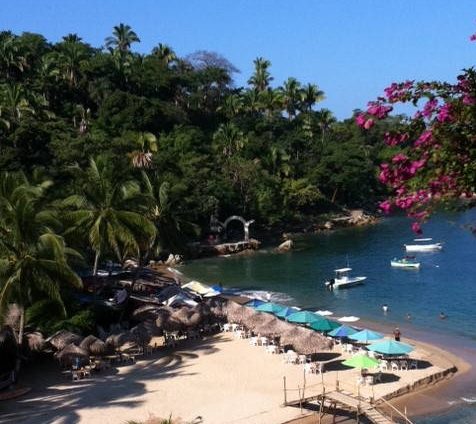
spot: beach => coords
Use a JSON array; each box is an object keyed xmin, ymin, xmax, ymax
[{"xmin": 0, "ymin": 325, "xmax": 466, "ymax": 424}]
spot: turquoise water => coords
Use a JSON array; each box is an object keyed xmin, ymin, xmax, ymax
[{"xmin": 181, "ymin": 210, "xmax": 476, "ymax": 422}]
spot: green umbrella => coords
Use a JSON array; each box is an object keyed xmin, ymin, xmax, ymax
[
  {"xmin": 255, "ymin": 302, "xmax": 285, "ymax": 314},
  {"xmin": 342, "ymin": 354, "xmax": 379, "ymax": 369},
  {"xmin": 287, "ymin": 310, "xmax": 322, "ymax": 324},
  {"xmin": 309, "ymin": 318, "xmax": 340, "ymax": 332}
]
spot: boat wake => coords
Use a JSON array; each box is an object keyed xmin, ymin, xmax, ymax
[{"xmin": 447, "ymin": 396, "xmax": 476, "ymax": 406}]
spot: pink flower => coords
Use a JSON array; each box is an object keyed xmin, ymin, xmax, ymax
[
  {"xmin": 411, "ymin": 222, "xmax": 422, "ymax": 234},
  {"xmin": 367, "ymin": 102, "xmax": 393, "ymax": 119},
  {"xmin": 463, "ymin": 95, "xmax": 475, "ymax": 105},
  {"xmin": 437, "ymin": 104, "xmax": 452, "ymax": 122},
  {"xmin": 422, "ymin": 99, "xmax": 438, "ymax": 118},
  {"xmin": 409, "ymin": 159, "xmax": 426, "ymax": 175},
  {"xmin": 355, "ymin": 114, "xmax": 367, "ymax": 128},
  {"xmin": 379, "ymin": 200, "xmax": 392, "ymax": 214},
  {"xmin": 470, "ymin": 33, "xmax": 476, "ymax": 41},
  {"xmin": 364, "ymin": 118, "xmax": 375, "ymax": 129},
  {"xmin": 414, "ymin": 130, "xmax": 433, "ymax": 147},
  {"xmin": 392, "ymin": 153, "xmax": 408, "ymax": 163}
]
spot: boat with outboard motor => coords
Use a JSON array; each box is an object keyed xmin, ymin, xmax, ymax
[
  {"xmin": 390, "ymin": 257, "xmax": 421, "ymax": 268},
  {"xmin": 325, "ymin": 267, "xmax": 367, "ymax": 289},
  {"xmin": 404, "ymin": 238, "xmax": 442, "ymax": 252}
]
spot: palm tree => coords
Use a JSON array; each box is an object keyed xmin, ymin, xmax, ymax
[
  {"xmin": 0, "ymin": 31, "xmax": 26, "ymax": 79},
  {"xmin": 141, "ymin": 173, "xmax": 198, "ymax": 254},
  {"xmin": 247, "ymin": 57, "xmax": 273, "ymax": 92},
  {"xmin": 152, "ymin": 43, "xmax": 177, "ymax": 66},
  {"xmin": 315, "ymin": 108, "xmax": 336, "ymax": 144},
  {"xmin": 56, "ymin": 38, "xmax": 89, "ymax": 87},
  {"xmin": 258, "ymin": 88, "xmax": 283, "ymax": 118},
  {"xmin": 62, "ymin": 158, "xmax": 156, "ymax": 275},
  {"xmin": 0, "ymin": 83, "xmax": 34, "ymax": 124},
  {"xmin": 300, "ymin": 83, "xmax": 325, "ymax": 113},
  {"xmin": 280, "ymin": 77, "xmax": 301, "ymax": 120},
  {"xmin": 218, "ymin": 93, "xmax": 243, "ymax": 118},
  {"xmin": 213, "ymin": 123, "xmax": 247, "ymax": 158},
  {"xmin": 105, "ymin": 23, "xmax": 140, "ymax": 53},
  {"xmin": 0, "ymin": 172, "xmax": 82, "ymax": 346}
]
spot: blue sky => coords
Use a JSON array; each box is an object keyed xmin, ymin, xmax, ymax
[{"xmin": 2, "ymin": 0, "xmax": 475, "ymax": 119}]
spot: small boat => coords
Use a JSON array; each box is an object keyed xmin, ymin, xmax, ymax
[
  {"xmin": 404, "ymin": 238, "xmax": 442, "ymax": 252},
  {"xmin": 325, "ymin": 268, "xmax": 367, "ymax": 290},
  {"xmin": 391, "ymin": 257, "xmax": 421, "ymax": 269}
]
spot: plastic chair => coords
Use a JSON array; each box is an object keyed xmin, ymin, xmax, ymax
[
  {"xmin": 391, "ymin": 361, "xmax": 399, "ymax": 371},
  {"xmin": 410, "ymin": 360, "xmax": 418, "ymax": 370}
]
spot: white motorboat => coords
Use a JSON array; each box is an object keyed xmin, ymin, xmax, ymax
[
  {"xmin": 390, "ymin": 257, "xmax": 421, "ymax": 268},
  {"xmin": 325, "ymin": 268, "xmax": 367, "ymax": 289},
  {"xmin": 404, "ymin": 238, "xmax": 442, "ymax": 252}
]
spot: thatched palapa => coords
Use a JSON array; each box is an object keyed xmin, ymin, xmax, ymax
[
  {"xmin": 56, "ymin": 343, "xmax": 89, "ymax": 366},
  {"xmin": 24, "ymin": 331, "xmax": 46, "ymax": 352},
  {"xmin": 47, "ymin": 330, "xmax": 83, "ymax": 351},
  {"xmin": 224, "ymin": 302, "xmax": 256, "ymax": 324}
]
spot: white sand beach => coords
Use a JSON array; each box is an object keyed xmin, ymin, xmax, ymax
[{"xmin": 0, "ymin": 330, "xmax": 465, "ymax": 424}]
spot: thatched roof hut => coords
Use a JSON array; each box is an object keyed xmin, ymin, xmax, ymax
[
  {"xmin": 253, "ymin": 316, "xmax": 293, "ymax": 336},
  {"xmin": 106, "ymin": 332, "xmax": 135, "ymax": 349},
  {"xmin": 155, "ymin": 307, "xmax": 173, "ymax": 328},
  {"xmin": 56, "ymin": 343, "xmax": 89, "ymax": 367},
  {"xmin": 89, "ymin": 339, "xmax": 108, "ymax": 355},
  {"xmin": 225, "ymin": 302, "xmax": 256, "ymax": 325},
  {"xmin": 171, "ymin": 306, "xmax": 204, "ymax": 328},
  {"xmin": 132, "ymin": 305, "xmax": 161, "ymax": 321},
  {"xmin": 79, "ymin": 335, "xmax": 99, "ymax": 351},
  {"xmin": 288, "ymin": 329, "xmax": 333, "ymax": 354},
  {"xmin": 243, "ymin": 311, "xmax": 275, "ymax": 332},
  {"xmin": 24, "ymin": 331, "xmax": 46, "ymax": 352},
  {"xmin": 130, "ymin": 324, "xmax": 151, "ymax": 345},
  {"xmin": 47, "ymin": 330, "xmax": 83, "ymax": 351}
]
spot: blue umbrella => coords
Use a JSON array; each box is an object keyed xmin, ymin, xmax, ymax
[
  {"xmin": 349, "ymin": 329, "xmax": 384, "ymax": 344},
  {"xmin": 245, "ymin": 299, "xmax": 266, "ymax": 308},
  {"xmin": 255, "ymin": 302, "xmax": 285, "ymax": 314},
  {"xmin": 286, "ymin": 310, "xmax": 322, "ymax": 324},
  {"xmin": 328, "ymin": 325, "xmax": 358, "ymax": 338},
  {"xmin": 211, "ymin": 285, "xmax": 223, "ymax": 293},
  {"xmin": 367, "ymin": 339, "xmax": 414, "ymax": 355},
  {"xmin": 275, "ymin": 306, "xmax": 299, "ymax": 319}
]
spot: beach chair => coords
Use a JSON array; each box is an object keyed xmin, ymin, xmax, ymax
[
  {"xmin": 357, "ymin": 376, "xmax": 365, "ymax": 386},
  {"xmin": 391, "ymin": 361, "xmax": 399, "ymax": 371},
  {"xmin": 316, "ymin": 362, "xmax": 324, "ymax": 374},
  {"xmin": 304, "ymin": 363, "xmax": 314, "ymax": 374},
  {"xmin": 223, "ymin": 323, "xmax": 231, "ymax": 332},
  {"xmin": 365, "ymin": 375, "xmax": 374, "ymax": 385},
  {"xmin": 410, "ymin": 360, "xmax": 418, "ymax": 370},
  {"xmin": 249, "ymin": 336, "xmax": 259, "ymax": 346},
  {"xmin": 400, "ymin": 360, "xmax": 409, "ymax": 370},
  {"xmin": 378, "ymin": 360, "xmax": 388, "ymax": 372}
]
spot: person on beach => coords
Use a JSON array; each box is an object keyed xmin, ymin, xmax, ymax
[{"xmin": 393, "ymin": 327, "xmax": 401, "ymax": 341}]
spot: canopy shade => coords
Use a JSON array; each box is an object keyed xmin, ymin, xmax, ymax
[
  {"xmin": 343, "ymin": 354, "xmax": 379, "ymax": 369},
  {"xmin": 349, "ymin": 329, "xmax": 384, "ymax": 343},
  {"xmin": 367, "ymin": 339, "xmax": 414, "ymax": 355},
  {"xmin": 309, "ymin": 318, "xmax": 340, "ymax": 332},
  {"xmin": 255, "ymin": 302, "xmax": 285, "ymax": 314},
  {"xmin": 275, "ymin": 306, "xmax": 299, "ymax": 319},
  {"xmin": 328, "ymin": 325, "xmax": 358, "ymax": 338},
  {"xmin": 286, "ymin": 311, "xmax": 322, "ymax": 324},
  {"xmin": 245, "ymin": 298, "xmax": 266, "ymax": 308}
]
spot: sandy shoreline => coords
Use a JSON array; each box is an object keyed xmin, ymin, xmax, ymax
[{"xmin": 0, "ymin": 323, "xmax": 466, "ymax": 424}]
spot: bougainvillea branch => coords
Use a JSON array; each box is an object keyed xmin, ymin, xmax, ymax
[{"xmin": 357, "ymin": 34, "xmax": 476, "ymax": 233}]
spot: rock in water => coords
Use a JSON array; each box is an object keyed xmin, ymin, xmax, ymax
[{"xmin": 277, "ymin": 239, "xmax": 294, "ymax": 252}]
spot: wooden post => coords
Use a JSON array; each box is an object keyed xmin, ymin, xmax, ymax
[
  {"xmin": 298, "ymin": 385, "xmax": 302, "ymax": 413},
  {"xmin": 283, "ymin": 376, "xmax": 287, "ymax": 405}
]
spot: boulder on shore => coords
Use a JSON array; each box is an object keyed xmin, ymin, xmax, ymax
[{"xmin": 277, "ymin": 239, "xmax": 294, "ymax": 252}]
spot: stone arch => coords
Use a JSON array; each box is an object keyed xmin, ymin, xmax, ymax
[{"xmin": 223, "ymin": 216, "xmax": 255, "ymax": 242}]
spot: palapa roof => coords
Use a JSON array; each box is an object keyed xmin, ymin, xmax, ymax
[
  {"xmin": 47, "ymin": 330, "xmax": 83, "ymax": 351},
  {"xmin": 56, "ymin": 343, "xmax": 89, "ymax": 365}
]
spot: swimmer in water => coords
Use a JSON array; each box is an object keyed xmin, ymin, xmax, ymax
[
  {"xmin": 382, "ymin": 304, "xmax": 389, "ymax": 313},
  {"xmin": 406, "ymin": 313, "xmax": 412, "ymax": 321},
  {"xmin": 439, "ymin": 312, "xmax": 447, "ymax": 320}
]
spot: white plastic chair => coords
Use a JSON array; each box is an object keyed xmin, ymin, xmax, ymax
[
  {"xmin": 391, "ymin": 361, "xmax": 399, "ymax": 372},
  {"xmin": 410, "ymin": 360, "xmax": 418, "ymax": 370}
]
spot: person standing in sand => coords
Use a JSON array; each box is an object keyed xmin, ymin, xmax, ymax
[{"xmin": 393, "ymin": 327, "xmax": 401, "ymax": 341}]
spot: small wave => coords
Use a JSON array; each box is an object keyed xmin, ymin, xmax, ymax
[
  {"xmin": 461, "ymin": 397, "xmax": 476, "ymax": 404},
  {"xmin": 237, "ymin": 289, "xmax": 294, "ymax": 304}
]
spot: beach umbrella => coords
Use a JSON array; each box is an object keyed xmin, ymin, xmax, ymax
[
  {"xmin": 315, "ymin": 310, "xmax": 333, "ymax": 316},
  {"xmin": 275, "ymin": 307, "xmax": 299, "ymax": 319},
  {"xmin": 343, "ymin": 354, "xmax": 379, "ymax": 369},
  {"xmin": 280, "ymin": 326, "xmax": 312, "ymax": 346},
  {"xmin": 244, "ymin": 298, "xmax": 266, "ymax": 308},
  {"xmin": 255, "ymin": 302, "xmax": 285, "ymax": 314},
  {"xmin": 89, "ymin": 339, "xmax": 108, "ymax": 355},
  {"xmin": 243, "ymin": 311, "xmax": 275, "ymax": 331},
  {"xmin": 349, "ymin": 329, "xmax": 384, "ymax": 344},
  {"xmin": 80, "ymin": 335, "xmax": 100, "ymax": 351},
  {"xmin": 287, "ymin": 310, "xmax": 322, "ymax": 325},
  {"xmin": 367, "ymin": 339, "xmax": 414, "ymax": 355},
  {"xmin": 47, "ymin": 330, "xmax": 83, "ymax": 351},
  {"xmin": 56, "ymin": 343, "xmax": 89, "ymax": 367},
  {"xmin": 225, "ymin": 302, "xmax": 256, "ymax": 324},
  {"xmin": 328, "ymin": 325, "xmax": 358, "ymax": 338},
  {"xmin": 309, "ymin": 318, "xmax": 340, "ymax": 333},
  {"xmin": 24, "ymin": 331, "xmax": 46, "ymax": 352}
]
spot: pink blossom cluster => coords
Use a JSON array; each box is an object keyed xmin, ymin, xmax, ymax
[
  {"xmin": 436, "ymin": 103, "xmax": 452, "ymax": 122},
  {"xmin": 414, "ymin": 130, "xmax": 433, "ymax": 148},
  {"xmin": 470, "ymin": 33, "xmax": 476, "ymax": 41},
  {"xmin": 383, "ymin": 80, "xmax": 414, "ymax": 103},
  {"xmin": 355, "ymin": 113, "xmax": 374, "ymax": 129},
  {"xmin": 384, "ymin": 132, "xmax": 409, "ymax": 146},
  {"xmin": 367, "ymin": 101, "xmax": 393, "ymax": 119}
]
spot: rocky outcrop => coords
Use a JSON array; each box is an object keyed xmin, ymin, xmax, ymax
[{"xmin": 277, "ymin": 239, "xmax": 294, "ymax": 252}]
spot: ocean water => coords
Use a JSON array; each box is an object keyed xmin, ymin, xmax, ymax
[{"xmin": 180, "ymin": 209, "xmax": 476, "ymax": 422}]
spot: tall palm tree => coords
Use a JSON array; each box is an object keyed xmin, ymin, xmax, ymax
[
  {"xmin": 152, "ymin": 43, "xmax": 177, "ymax": 66},
  {"xmin": 247, "ymin": 57, "xmax": 273, "ymax": 92},
  {"xmin": 280, "ymin": 77, "xmax": 301, "ymax": 120},
  {"xmin": 315, "ymin": 108, "xmax": 336, "ymax": 144},
  {"xmin": 56, "ymin": 39, "xmax": 89, "ymax": 87},
  {"xmin": 62, "ymin": 158, "xmax": 156, "ymax": 275},
  {"xmin": 0, "ymin": 83, "xmax": 34, "ymax": 124},
  {"xmin": 0, "ymin": 172, "xmax": 82, "ymax": 346},
  {"xmin": 300, "ymin": 83, "xmax": 325, "ymax": 113},
  {"xmin": 141, "ymin": 173, "xmax": 197, "ymax": 254},
  {"xmin": 105, "ymin": 23, "xmax": 140, "ymax": 53},
  {"xmin": 213, "ymin": 123, "xmax": 247, "ymax": 158},
  {"xmin": 0, "ymin": 31, "xmax": 26, "ymax": 79},
  {"xmin": 258, "ymin": 88, "xmax": 284, "ymax": 118}
]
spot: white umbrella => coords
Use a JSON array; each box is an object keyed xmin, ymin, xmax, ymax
[
  {"xmin": 338, "ymin": 316, "xmax": 360, "ymax": 322},
  {"xmin": 315, "ymin": 310, "xmax": 333, "ymax": 316}
]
